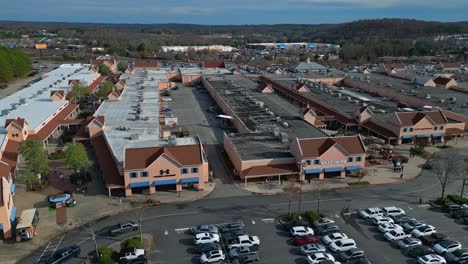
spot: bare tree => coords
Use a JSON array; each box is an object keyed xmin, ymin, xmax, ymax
[
  {"xmin": 461, "ymin": 166, "xmax": 468, "ymax": 198},
  {"xmin": 433, "ymin": 155, "xmax": 462, "ymax": 200}
]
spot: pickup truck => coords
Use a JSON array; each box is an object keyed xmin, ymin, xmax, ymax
[
  {"xmin": 119, "ymin": 247, "xmax": 145, "ymax": 263},
  {"xmin": 227, "ymin": 235, "xmax": 260, "ymax": 249},
  {"xmin": 109, "ymin": 221, "xmax": 140, "ymax": 236},
  {"xmin": 228, "ymin": 245, "xmax": 259, "ymax": 259}
]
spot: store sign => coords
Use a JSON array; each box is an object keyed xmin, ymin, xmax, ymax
[{"xmin": 321, "ymin": 160, "xmax": 346, "ymax": 165}]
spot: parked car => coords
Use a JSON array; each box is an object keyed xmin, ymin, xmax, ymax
[
  {"xmin": 384, "ymin": 229, "xmax": 411, "ymax": 241},
  {"xmin": 378, "ymin": 223, "xmax": 403, "ymax": 233},
  {"xmin": 417, "ymin": 254, "xmax": 447, "ymax": 264},
  {"xmin": 299, "ymin": 243, "xmax": 327, "ymax": 255},
  {"xmin": 47, "ymin": 245, "xmax": 80, "ymax": 264},
  {"xmin": 194, "ymin": 233, "xmax": 220, "ymax": 245},
  {"xmin": 119, "ymin": 248, "xmax": 145, "ymax": 263},
  {"xmin": 391, "ymin": 215, "xmax": 416, "ymax": 225},
  {"xmin": 336, "ymin": 248, "xmax": 365, "ymax": 262},
  {"xmin": 230, "ymin": 253, "xmax": 260, "ymax": 264},
  {"xmin": 313, "ymin": 218, "xmax": 335, "ymax": 227},
  {"xmin": 294, "ymin": 234, "xmax": 319, "ymax": 246},
  {"xmin": 316, "ymin": 224, "xmax": 340, "ymax": 235},
  {"xmin": 412, "ymin": 225, "xmax": 437, "ymax": 238},
  {"xmin": 222, "ymin": 230, "xmax": 247, "ymax": 242},
  {"xmin": 307, "ymin": 252, "xmax": 336, "ymax": 264},
  {"xmin": 444, "ymin": 248, "xmax": 468, "ymax": 263},
  {"xmin": 191, "ymin": 225, "xmax": 219, "ymax": 235},
  {"xmin": 291, "ymin": 226, "xmax": 314, "ymax": 236},
  {"xmin": 200, "ymin": 250, "xmax": 225, "ymax": 263},
  {"xmin": 421, "ymin": 233, "xmax": 449, "ymax": 247},
  {"xmin": 346, "ymin": 257, "xmax": 372, "ymax": 264},
  {"xmin": 227, "ymin": 235, "xmax": 260, "ymax": 249},
  {"xmin": 220, "ymin": 222, "xmax": 244, "ymax": 233},
  {"xmin": 383, "ymin": 206, "xmax": 406, "ymax": 217},
  {"xmin": 433, "ymin": 240, "xmax": 462, "ymax": 254},
  {"xmin": 403, "ymin": 220, "xmax": 426, "ymax": 232},
  {"xmin": 397, "ymin": 237, "xmax": 422, "ymax": 249},
  {"xmin": 161, "ymin": 97, "xmax": 172, "ymax": 102},
  {"xmin": 109, "ymin": 222, "xmax": 140, "ymax": 236},
  {"xmin": 321, "ymin": 232, "xmax": 348, "ymax": 245},
  {"xmin": 443, "ymin": 203, "xmax": 463, "ymax": 213},
  {"xmin": 122, "ymin": 256, "xmax": 147, "ymax": 264},
  {"xmin": 195, "ymin": 243, "xmax": 222, "ymax": 254},
  {"xmin": 285, "ymin": 220, "xmax": 310, "ymax": 230},
  {"xmin": 228, "ymin": 246, "xmax": 258, "ymax": 259},
  {"xmin": 359, "ymin": 208, "xmax": 383, "ymax": 219},
  {"xmin": 372, "ymin": 216, "xmax": 394, "ymax": 225},
  {"xmin": 451, "ymin": 210, "xmax": 468, "ymax": 219},
  {"xmin": 408, "ymin": 246, "xmax": 435, "ymax": 258},
  {"xmin": 328, "ymin": 238, "xmax": 357, "ymax": 252}
]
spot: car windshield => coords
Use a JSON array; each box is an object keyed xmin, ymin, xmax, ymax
[{"xmin": 335, "ymin": 241, "xmax": 343, "ymax": 246}]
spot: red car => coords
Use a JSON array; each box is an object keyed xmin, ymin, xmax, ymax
[{"xmin": 293, "ymin": 234, "xmax": 319, "ymax": 246}]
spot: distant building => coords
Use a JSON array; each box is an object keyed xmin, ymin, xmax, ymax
[
  {"xmin": 379, "ymin": 63, "xmax": 406, "ymax": 73},
  {"xmin": 436, "ymin": 62, "xmax": 463, "ymax": 72},
  {"xmin": 161, "ymin": 45, "xmax": 235, "ymax": 52},
  {"xmin": 414, "ymin": 77, "xmax": 436, "ymax": 87},
  {"xmin": 288, "ymin": 60, "xmax": 328, "ymax": 73},
  {"xmin": 34, "ymin": 44, "xmax": 47, "ymax": 49},
  {"xmin": 433, "ymin": 76, "xmax": 458, "ymax": 88}
]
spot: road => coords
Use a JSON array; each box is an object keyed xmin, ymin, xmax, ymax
[{"xmin": 18, "ymin": 149, "xmax": 468, "ymax": 264}]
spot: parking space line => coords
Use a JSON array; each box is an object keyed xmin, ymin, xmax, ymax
[{"xmin": 174, "ymin": 227, "xmax": 190, "ymax": 232}]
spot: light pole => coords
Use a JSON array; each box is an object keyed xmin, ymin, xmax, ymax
[
  {"xmin": 297, "ymin": 161, "xmax": 307, "ymax": 216},
  {"xmin": 317, "ymin": 180, "xmax": 322, "ymax": 215}
]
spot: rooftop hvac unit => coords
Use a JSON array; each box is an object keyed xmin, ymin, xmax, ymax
[
  {"xmin": 354, "ymin": 100, "xmax": 360, "ymax": 105},
  {"xmin": 425, "ymin": 94, "xmax": 432, "ymax": 99},
  {"xmin": 280, "ymin": 132, "xmax": 289, "ymax": 143},
  {"xmin": 1, "ymin": 109, "xmax": 9, "ymax": 116},
  {"xmin": 130, "ymin": 134, "xmax": 139, "ymax": 140},
  {"xmin": 11, "ymin": 103, "xmax": 18, "ymax": 110},
  {"xmin": 273, "ymin": 127, "xmax": 280, "ymax": 136},
  {"xmin": 440, "ymin": 99, "xmax": 445, "ymax": 103},
  {"xmin": 259, "ymin": 102, "xmax": 264, "ymax": 108},
  {"xmin": 276, "ymin": 116, "xmax": 281, "ymax": 122},
  {"xmin": 135, "ymin": 114, "xmax": 140, "ymax": 120},
  {"xmin": 19, "ymin": 98, "xmax": 26, "ymax": 104},
  {"xmin": 142, "ymin": 116, "xmax": 149, "ymax": 121},
  {"xmin": 168, "ymin": 135, "xmax": 177, "ymax": 146},
  {"xmin": 282, "ymin": 122, "xmax": 289, "ymax": 128},
  {"xmin": 37, "ymin": 90, "xmax": 43, "ymax": 95},
  {"xmin": 49, "ymin": 84, "xmax": 53, "ymax": 88},
  {"xmin": 450, "ymin": 97, "xmax": 456, "ymax": 102},
  {"xmin": 337, "ymin": 93, "xmax": 342, "ymax": 98},
  {"xmin": 269, "ymin": 111, "xmax": 275, "ymax": 117}
]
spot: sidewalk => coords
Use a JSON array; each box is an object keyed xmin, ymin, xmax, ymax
[
  {"xmin": 0, "ymin": 181, "xmax": 215, "ymax": 264},
  {"xmin": 239, "ymin": 138, "xmax": 468, "ymax": 195}
]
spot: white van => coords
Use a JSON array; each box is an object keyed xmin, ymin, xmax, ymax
[{"xmin": 383, "ymin": 206, "xmax": 405, "ymax": 217}]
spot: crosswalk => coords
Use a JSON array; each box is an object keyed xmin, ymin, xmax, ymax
[{"xmin": 35, "ymin": 235, "xmax": 65, "ymax": 264}]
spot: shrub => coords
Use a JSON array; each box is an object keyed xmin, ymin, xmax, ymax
[
  {"xmin": 289, "ymin": 212, "xmax": 300, "ymax": 221},
  {"xmin": 126, "ymin": 237, "xmax": 143, "ymax": 249},
  {"xmin": 98, "ymin": 247, "xmax": 113, "ymax": 264},
  {"xmin": 447, "ymin": 195, "xmax": 468, "ymax": 205},
  {"xmin": 435, "ymin": 197, "xmax": 451, "ymax": 206},
  {"xmin": 305, "ymin": 211, "xmax": 321, "ymax": 223},
  {"xmin": 49, "ymin": 151, "xmax": 66, "ymax": 160}
]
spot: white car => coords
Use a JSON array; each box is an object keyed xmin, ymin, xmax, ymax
[
  {"xmin": 384, "ymin": 229, "xmax": 411, "ymax": 241},
  {"xmin": 313, "ymin": 218, "xmax": 335, "ymax": 227},
  {"xmin": 194, "ymin": 233, "xmax": 220, "ymax": 245},
  {"xmin": 383, "ymin": 206, "xmax": 406, "ymax": 217},
  {"xmin": 200, "ymin": 250, "xmax": 225, "ymax": 263},
  {"xmin": 417, "ymin": 254, "xmax": 447, "ymax": 264},
  {"xmin": 411, "ymin": 225, "xmax": 437, "ymax": 238},
  {"xmin": 291, "ymin": 226, "xmax": 314, "ymax": 236},
  {"xmin": 328, "ymin": 238, "xmax": 357, "ymax": 252},
  {"xmin": 378, "ymin": 223, "xmax": 403, "ymax": 233},
  {"xmin": 359, "ymin": 207, "xmax": 383, "ymax": 219},
  {"xmin": 372, "ymin": 216, "xmax": 394, "ymax": 225},
  {"xmin": 321, "ymin": 232, "xmax": 348, "ymax": 245},
  {"xmin": 433, "ymin": 240, "xmax": 462, "ymax": 254},
  {"xmin": 307, "ymin": 252, "xmax": 336, "ymax": 264},
  {"xmin": 300, "ymin": 243, "xmax": 327, "ymax": 255},
  {"xmin": 161, "ymin": 97, "xmax": 172, "ymax": 102}
]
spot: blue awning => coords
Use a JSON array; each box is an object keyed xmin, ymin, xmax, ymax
[
  {"xmin": 305, "ymin": 169, "xmax": 321, "ymax": 174},
  {"xmin": 432, "ymin": 133, "xmax": 443, "ymax": 137},
  {"xmin": 346, "ymin": 165, "xmax": 361, "ymax": 171},
  {"xmin": 10, "ymin": 206, "xmax": 16, "ymax": 223},
  {"xmin": 416, "ymin": 134, "xmax": 430, "ymax": 138},
  {"xmin": 324, "ymin": 167, "xmax": 342, "ymax": 173},
  {"xmin": 180, "ymin": 177, "xmax": 199, "ymax": 184},
  {"xmin": 402, "ymin": 135, "xmax": 413, "ymax": 139},
  {"xmin": 10, "ymin": 183, "xmax": 15, "ymax": 195},
  {"xmin": 129, "ymin": 182, "xmax": 150, "ymax": 188},
  {"xmin": 154, "ymin": 179, "xmax": 177, "ymax": 186},
  {"xmin": 0, "ymin": 223, "xmax": 3, "ymax": 230}
]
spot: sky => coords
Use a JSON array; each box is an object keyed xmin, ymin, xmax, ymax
[{"xmin": 2, "ymin": 0, "xmax": 468, "ymax": 25}]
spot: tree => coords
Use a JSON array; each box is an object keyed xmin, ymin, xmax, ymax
[
  {"xmin": 64, "ymin": 143, "xmax": 92, "ymax": 172},
  {"xmin": 117, "ymin": 62, "xmax": 127, "ymax": 73},
  {"xmin": 98, "ymin": 64, "xmax": 110, "ymax": 76},
  {"xmin": 19, "ymin": 140, "xmax": 43, "ymax": 161},
  {"xmin": 69, "ymin": 84, "xmax": 89, "ymax": 103},
  {"xmin": 96, "ymin": 81, "xmax": 114, "ymax": 99},
  {"xmin": 433, "ymin": 155, "xmax": 463, "ymax": 200},
  {"xmin": 462, "ymin": 166, "xmax": 468, "ymax": 198},
  {"xmin": 0, "ymin": 47, "xmax": 31, "ymax": 82},
  {"xmin": 19, "ymin": 140, "xmax": 49, "ymax": 185}
]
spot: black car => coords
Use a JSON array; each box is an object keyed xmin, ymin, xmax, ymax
[
  {"xmin": 195, "ymin": 242, "xmax": 222, "ymax": 254},
  {"xmin": 284, "ymin": 220, "xmax": 309, "ymax": 230},
  {"xmin": 222, "ymin": 230, "xmax": 247, "ymax": 242},
  {"xmin": 316, "ymin": 224, "xmax": 340, "ymax": 235},
  {"xmin": 47, "ymin": 245, "xmax": 80, "ymax": 264},
  {"xmin": 420, "ymin": 233, "xmax": 449, "ymax": 247},
  {"xmin": 445, "ymin": 248, "xmax": 468, "ymax": 263},
  {"xmin": 452, "ymin": 209, "xmax": 468, "ymax": 219},
  {"xmin": 443, "ymin": 203, "xmax": 462, "ymax": 213},
  {"xmin": 220, "ymin": 222, "xmax": 244, "ymax": 233},
  {"xmin": 345, "ymin": 257, "xmax": 372, "ymax": 264},
  {"xmin": 230, "ymin": 253, "xmax": 260, "ymax": 264},
  {"xmin": 390, "ymin": 215, "xmax": 415, "ymax": 225},
  {"xmin": 407, "ymin": 245, "xmax": 434, "ymax": 258},
  {"xmin": 122, "ymin": 256, "xmax": 148, "ymax": 264}
]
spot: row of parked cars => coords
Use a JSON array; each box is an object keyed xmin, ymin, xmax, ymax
[
  {"xmin": 359, "ymin": 206, "xmax": 468, "ymax": 264},
  {"xmin": 191, "ymin": 222, "xmax": 261, "ymax": 263},
  {"xmin": 283, "ymin": 216, "xmax": 371, "ymax": 264}
]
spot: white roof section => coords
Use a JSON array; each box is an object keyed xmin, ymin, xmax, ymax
[
  {"xmin": 0, "ymin": 64, "xmax": 98, "ymax": 148},
  {"xmin": 16, "ymin": 208, "xmax": 38, "ymax": 229},
  {"xmin": 95, "ymin": 69, "xmax": 167, "ymax": 165}
]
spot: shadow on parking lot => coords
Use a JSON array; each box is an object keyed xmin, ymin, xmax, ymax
[
  {"xmin": 367, "ymin": 226, "xmax": 379, "ymax": 233},
  {"xmin": 179, "ymin": 238, "xmax": 194, "ymax": 246},
  {"xmin": 276, "ymin": 231, "xmax": 292, "ymax": 238},
  {"xmin": 289, "ymin": 247, "xmax": 302, "ymax": 256},
  {"xmin": 372, "ymin": 233, "xmax": 386, "ymax": 242},
  {"xmin": 186, "ymin": 247, "xmax": 198, "ymax": 254},
  {"xmin": 294, "ymin": 257, "xmax": 308, "ymax": 264}
]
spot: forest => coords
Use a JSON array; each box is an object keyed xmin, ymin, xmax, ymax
[{"xmin": 0, "ymin": 47, "xmax": 32, "ymax": 83}]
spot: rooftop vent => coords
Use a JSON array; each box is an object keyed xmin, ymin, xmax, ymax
[
  {"xmin": 129, "ymin": 134, "xmax": 139, "ymax": 140},
  {"xmin": 280, "ymin": 132, "xmax": 289, "ymax": 143}
]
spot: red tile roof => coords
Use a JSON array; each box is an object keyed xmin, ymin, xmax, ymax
[
  {"xmin": 91, "ymin": 135, "xmax": 124, "ymax": 188},
  {"xmin": 1, "ymin": 139, "xmax": 20, "ymax": 173},
  {"xmin": 51, "ymin": 90, "xmax": 66, "ymax": 98},
  {"xmin": 362, "ymin": 121, "xmax": 398, "ymax": 139},
  {"xmin": 242, "ymin": 163, "xmax": 299, "ymax": 177},
  {"xmin": 433, "ymin": 76, "xmax": 453, "ymax": 86},
  {"xmin": 134, "ymin": 60, "xmax": 158, "ymax": 69},
  {"xmin": 29, "ymin": 104, "xmax": 79, "ymax": 141},
  {"xmin": 396, "ymin": 111, "xmax": 447, "ymax": 126},
  {"xmin": 59, "ymin": 119, "xmax": 86, "ymax": 125},
  {"xmin": 298, "ymin": 135, "xmax": 365, "ymax": 158},
  {"xmin": 125, "ymin": 144, "xmax": 202, "ymax": 170},
  {"xmin": 5, "ymin": 117, "xmax": 26, "ymax": 129},
  {"xmin": 90, "ymin": 58, "xmax": 116, "ymax": 67},
  {"xmin": 445, "ymin": 128, "xmax": 466, "ymax": 136},
  {"xmin": 87, "ymin": 75, "xmax": 106, "ymax": 93},
  {"xmin": 0, "ymin": 161, "xmax": 11, "ymax": 206},
  {"xmin": 440, "ymin": 62, "xmax": 462, "ymax": 69},
  {"xmin": 203, "ymin": 61, "xmax": 225, "ymax": 68}
]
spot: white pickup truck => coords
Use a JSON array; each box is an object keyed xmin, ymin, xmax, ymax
[
  {"xmin": 384, "ymin": 229, "xmax": 411, "ymax": 241},
  {"xmin": 227, "ymin": 235, "xmax": 260, "ymax": 249},
  {"xmin": 119, "ymin": 247, "xmax": 145, "ymax": 262}
]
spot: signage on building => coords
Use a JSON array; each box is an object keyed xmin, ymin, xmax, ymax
[{"xmin": 321, "ymin": 160, "xmax": 346, "ymax": 165}]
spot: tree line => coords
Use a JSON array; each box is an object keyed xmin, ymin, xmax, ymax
[{"xmin": 0, "ymin": 47, "xmax": 32, "ymax": 83}]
